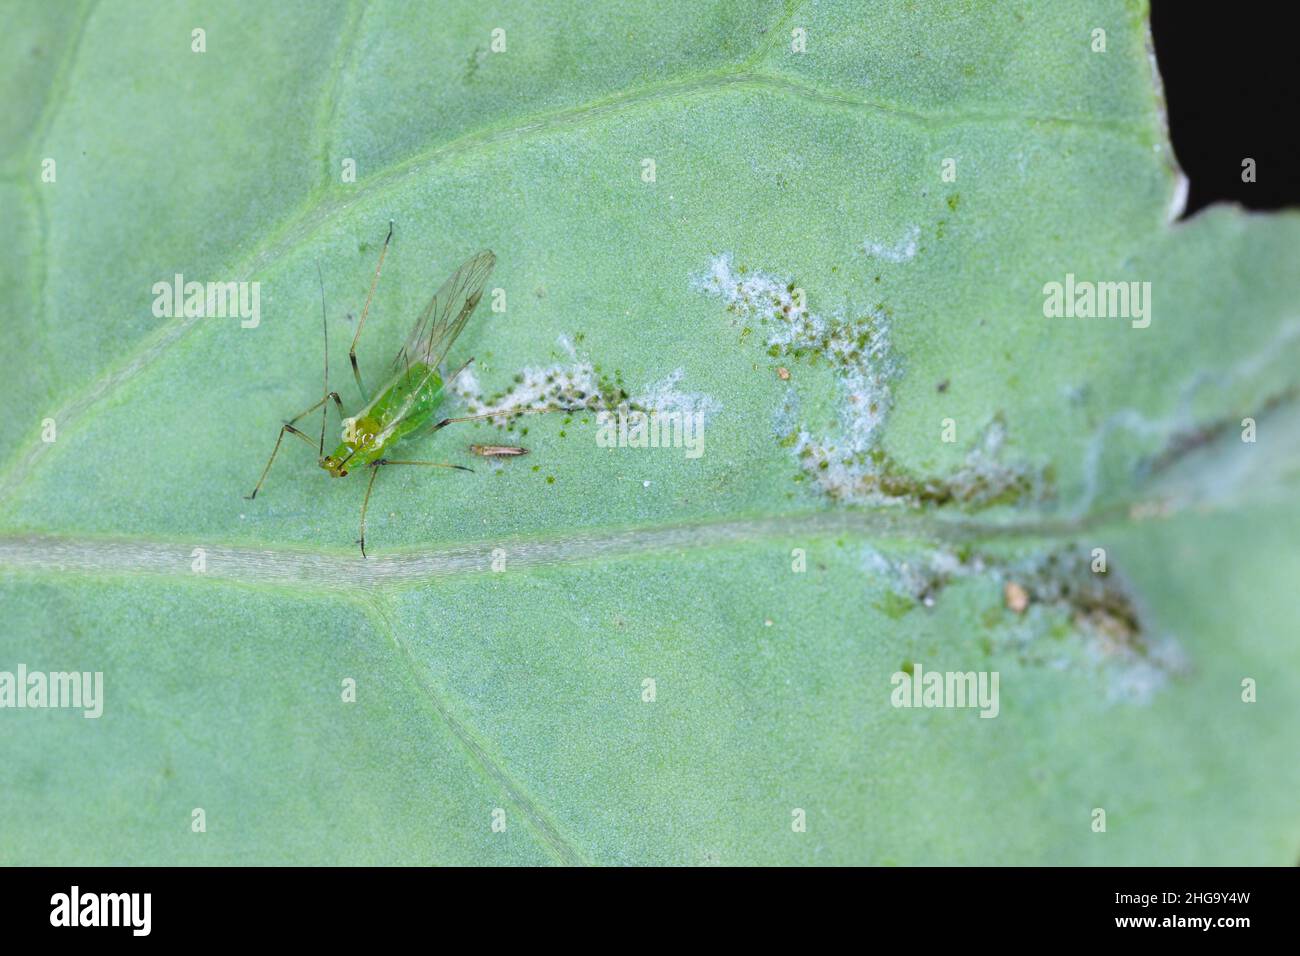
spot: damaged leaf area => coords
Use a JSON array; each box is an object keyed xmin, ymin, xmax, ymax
[
  {"xmin": 448, "ymin": 360, "xmax": 634, "ymax": 426},
  {"xmin": 448, "ymin": 356, "xmax": 720, "ymax": 434},
  {"xmin": 865, "ymin": 543, "xmax": 1188, "ymax": 703},
  {"xmin": 692, "ymin": 246, "xmax": 1208, "ymax": 699},
  {"xmin": 695, "ymin": 253, "xmax": 1049, "ymax": 507}
]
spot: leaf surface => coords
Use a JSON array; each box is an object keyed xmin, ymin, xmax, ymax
[{"xmin": 1, "ymin": 0, "xmax": 1297, "ymax": 864}]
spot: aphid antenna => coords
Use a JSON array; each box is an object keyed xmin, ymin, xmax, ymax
[
  {"xmin": 316, "ymin": 258, "xmax": 331, "ymax": 458},
  {"xmin": 443, "ymin": 356, "xmax": 475, "ymax": 390}
]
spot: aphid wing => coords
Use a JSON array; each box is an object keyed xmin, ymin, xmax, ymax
[{"xmin": 395, "ymin": 250, "xmax": 495, "ymax": 376}]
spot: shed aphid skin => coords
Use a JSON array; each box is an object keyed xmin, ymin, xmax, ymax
[
  {"xmin": 470, "ymin": 444, "xmax": 529, "ymax": 457},
  {"xmin": 245, "ymin": 223, "xmax": 574, "ymax": 556}
]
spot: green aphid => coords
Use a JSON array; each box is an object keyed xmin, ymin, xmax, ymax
[{"xmin": 246, "ymin": 223, "xmax": 570, "ymax": 556}]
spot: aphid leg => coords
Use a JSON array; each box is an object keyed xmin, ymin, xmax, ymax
[
  {"xmin": 245, "ymin": 392, "xmax": 343, "ymax": 500},
  {"xmin": 358, "ymin": 465, "xmax": 380, "ymax": 558},
  {"xmin": 349, "ymin": 220, "xmax": 394, "ymax": 403},
  {"xmin": 356, "ymin": 457, "xmax": 473, "ymax": 557}
]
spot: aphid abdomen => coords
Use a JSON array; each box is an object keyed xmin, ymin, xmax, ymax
[{"xmin": 323, "ymin": 362, "xmax": 447, "ymax": 473}]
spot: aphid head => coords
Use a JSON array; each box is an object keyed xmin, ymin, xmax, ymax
[{"xmin": 319, "ymin": 452, "xmax": 350, "ymax": 478}]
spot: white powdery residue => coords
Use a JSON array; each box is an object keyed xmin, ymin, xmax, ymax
[
  {"xmin": 694, "ymin": 252, "xmax": 894, "ymax": 369},
  {"xmin": 859, "ymin": 545, "xmax": 896, "ymax": 580},
  {"xmin": 970, "ymin": 417, "xmax": 1006, "ymax": 459},
  {"xmin": 632, "ymin": 367, "xmax": 721, "ymax": 423},
  {"xmin": 698, "ymin": 254, "xmax": 1035, "ymax": 507},
  {"xmin": 859, "ymin": 545, "xmax": 912, "ymax": 596},
  {"xmin": 998, "ymin": 548, "xmax": 1189, "ymax": 703},
  {"xmin": 941, "ymin": 417, "xmax": 1040, "ymax": 506},
  {"xmin": 696, "ymin": 253, "xmax": 898, "ymax": 502},
  {"xmin": 791, "ymin": 353, "xmax": 897, "ymax": 503},
  {"xmin": 694, "ymin": 252, "xmax": 807, "ymax": 326},
  {"xmin": 450, "ymin": 359, "xmax": 720, "ymax": 431},
  {"xmin": 449, "ymin": 365, "xmax": 482, "ymax": 402},
  {"xmin": 863, "ymin": 225, "xmax": 920, "ymax": 263},
  {"xmin": 451, "ymin": 362, "xmax": 603, "ymax": 425},
  {"xmin": 872, "ymin": 541, "xmax": 1186, "ymax": 703},
  {"xmin": 859, "ymin": 545, "xmax": 987, "ymax": 608},
  {"xmin": 772, "ymin": 387, "xmax": 802, "ymax": 435},
  {"xmin": 1076, "ymin": 408, "xmax": 1176, "ymax": 516},
  {"xmin": 1090, "ymin": 637, "xmax": 1186, "ymax": 705},
  {"xmin": 838, "ymin": 358, "xmax": 894, "ymax": 448}
]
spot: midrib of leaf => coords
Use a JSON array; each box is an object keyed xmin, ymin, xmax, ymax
[
  {"xmin": 0, "ymin": 506, "xmax": 1121, "ymax": 589},
  {"xmin": 4, "ymin": 379, "xmax": 1296, "ymax": 585}
]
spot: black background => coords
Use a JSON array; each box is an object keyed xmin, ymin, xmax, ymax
[
  {"xmin": 0, "ymin": 867, "xmax": 1288, "ymax": 942},
  {"xmin": 1151, "ymin": 2, "xmax": 1300, "ymax": 215}
]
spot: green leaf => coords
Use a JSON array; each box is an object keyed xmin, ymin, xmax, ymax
[{"xmin": 1, "ymin": 0, "xmax": 1297, "ymax": 865}]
